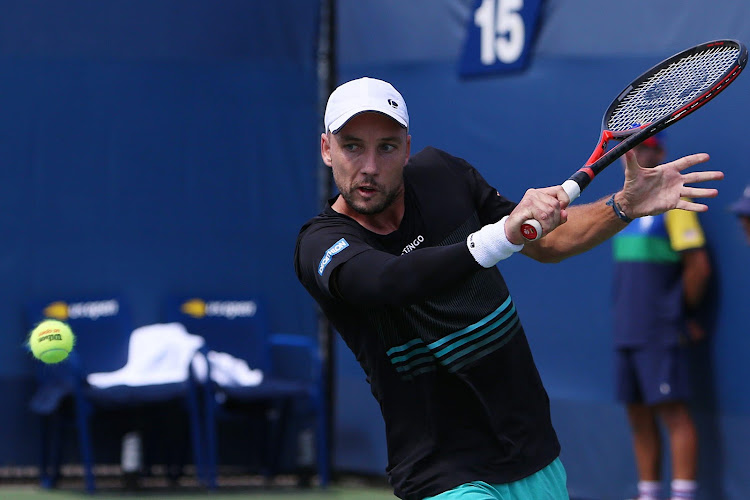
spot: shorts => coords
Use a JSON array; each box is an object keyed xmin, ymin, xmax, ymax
[
  {"xmin": 422, "ymin": 458, "xmax": 568, "ymax": 500},
  {"xmin": 615, "ymin": 344, "xmax": 691, "ymax": 405}
]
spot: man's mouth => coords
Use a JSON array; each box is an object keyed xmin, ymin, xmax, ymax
[{"xmin": 357, "ymin": 185, "xmax": 378, "ymax": 195}]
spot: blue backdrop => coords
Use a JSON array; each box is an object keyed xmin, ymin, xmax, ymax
[
  {"xmin": 3, "ymin": 1, "xmax": 750, "ymax": 499},
  {"xmin": 0, "ymin": 0, "xmax": 321, "ymax": 468},
  {"xmin": 333, "ymin": 1, "xmax": 750, "ymax": 499}
]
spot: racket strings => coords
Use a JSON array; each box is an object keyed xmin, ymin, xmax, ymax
[{"xmin": 608, "ymin": 45, "xmax": 741, "ymax": 132}]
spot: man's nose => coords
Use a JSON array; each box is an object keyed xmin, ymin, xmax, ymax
[{"xmin": 360, "ymin": 150, "xmax": 378, "ymax": 175}]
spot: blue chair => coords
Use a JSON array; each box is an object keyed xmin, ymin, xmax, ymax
[
  {"xmin": 164, "ymin": 295, "xmax": 329, "ymax": 489},
  {"xmin": 26, "ymin": 296, "xmax": 207, "ymax": 493}
]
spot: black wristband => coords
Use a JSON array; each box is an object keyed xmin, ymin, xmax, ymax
[{"xmin": 606, "ymin": 193, "xmax": 633, "ymax": 223}]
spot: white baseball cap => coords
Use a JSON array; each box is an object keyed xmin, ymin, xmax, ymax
[{"xmin": 324, "ymin": 77, "xmax": 409, "ymax": 134}]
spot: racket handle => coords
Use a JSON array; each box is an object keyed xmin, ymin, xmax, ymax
[{"xmin": 520, "ymin": 180, "xmax": 582, "ymax": 241}]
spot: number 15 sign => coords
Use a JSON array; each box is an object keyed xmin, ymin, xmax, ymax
[{"xmin": 459, "ymin": 0, "xmax": 544, "ymax": 77}]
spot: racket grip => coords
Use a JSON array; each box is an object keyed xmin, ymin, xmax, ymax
[{"xmin": 520, "ymin": 180, "xmax": 582, "ymax": 241}]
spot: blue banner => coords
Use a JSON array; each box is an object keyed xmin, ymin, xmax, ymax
[{"xmin": 459, "ymin": 0, "xmax": 543, "ymax": 76}]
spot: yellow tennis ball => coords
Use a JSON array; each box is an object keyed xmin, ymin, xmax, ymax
[{"xmin": 28, "ymin": 319, "xmax": 75, "ymax": 364}]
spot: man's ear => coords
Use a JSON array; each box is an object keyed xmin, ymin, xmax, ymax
[{"xmin": 321, "ymin": 132, "xmax": 333, "ymax": 167}]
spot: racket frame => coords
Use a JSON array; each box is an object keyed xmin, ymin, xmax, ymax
[{"xmin": 521, "ymin": 39, "xmax": 748, "ymax": 241}]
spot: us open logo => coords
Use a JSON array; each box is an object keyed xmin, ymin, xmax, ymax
[
  {"xmin": 43, "ymin": 300, "xmax": 120, "ymax": 320},
  {"xmin": 318, "ymin": 238, "xmax": 349, "ymax": 275},
  {"xmin": 180, "ymin": 298, "xmax": 258, "ymax": 319}
]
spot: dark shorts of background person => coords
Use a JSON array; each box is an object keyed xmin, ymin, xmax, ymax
[{"xmin": 615, "ymin": 344, "xmax": 691, "ymax": 405}]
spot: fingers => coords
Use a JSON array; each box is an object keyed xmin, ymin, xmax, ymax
[
  {"xmin": 533, "ymin": 185, "xmax": 571, "ymax": 209},
  {"xmin": 667, "ymin": 154, "xmax": 723, "ymax": 203},
  {"xmin": 623, "ymin": 149, "xmax": 641, "ymax": 175},
  {"xmin": 523, "ymin": 188, "xmax": 567, "ymax": 224},
  {"xmin": 681, "ymin": 170, "xmax": 725, "ymax": 184},
  {"xmin": 554, "ymin": 185, "xmax": 572, "ymax": 208},
  {"xmin": 667, "ymin": 152, "xmax": 711, "ymax": 171},
  {"xmin": 680, "ymin": 186, "xmax": 719, "ymax": 199},
  {"xmin": 675, "ymin": 199, "xmax": 709, "ymax": 212},
  {"xmin": 508, "ymin": 186, "xmax": 569, "ymax": 241}
]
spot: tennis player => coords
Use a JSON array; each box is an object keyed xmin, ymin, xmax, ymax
[{"xmin": 294, "ymin": 77, "xmax": 723, "ymax": 500}]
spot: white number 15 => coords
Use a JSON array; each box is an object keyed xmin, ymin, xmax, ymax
[{"xmin": 475, "ymin": 0, "xmax": 525, "ymax": 65}]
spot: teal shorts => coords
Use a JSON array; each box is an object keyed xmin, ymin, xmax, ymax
[{"xmin": 423, "ymin": 458, "xmax": 568, "ymax": 500}]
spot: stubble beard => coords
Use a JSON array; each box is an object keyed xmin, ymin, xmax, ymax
[{"xmin": 339, "ymin": 180, "xmax": 403, "ymax": 216}]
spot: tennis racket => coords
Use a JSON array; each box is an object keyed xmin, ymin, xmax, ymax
[{"xmin": 521, "ymin": 39, "xmax": 748, "ymax": 241}]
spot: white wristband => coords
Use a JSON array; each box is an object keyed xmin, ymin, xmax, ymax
[{"xmin": 466, "ymin": 216, "xmax": 524, "ymax": 268}]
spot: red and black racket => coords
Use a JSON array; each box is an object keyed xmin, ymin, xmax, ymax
[{"xmin": 522, "ymin": 39, "xmax": 748, "ymax": 241}]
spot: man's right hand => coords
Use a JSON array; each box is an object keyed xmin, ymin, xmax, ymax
[{"xmin": 505, "ymin": 186, "xmax": 570, "ymax": 244}]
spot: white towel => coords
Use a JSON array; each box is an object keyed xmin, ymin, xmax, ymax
[
  {"xmin": 192, "ymin": 350, "xmax": 264, "ymax": 387},
  {"xmin": 87, "ymin": 323, "xmax": 204, "ymax": 388}
]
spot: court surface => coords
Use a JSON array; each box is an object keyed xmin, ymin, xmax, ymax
[{"xmin": 0, "ymin": 485, "xmax": 396, "ymax": 500}]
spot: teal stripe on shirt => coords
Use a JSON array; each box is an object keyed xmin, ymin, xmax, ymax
[
  {"xmin": 386, "ymin": 337, "xmax": 424, "ymax": 356},
  {"xmin": 426, "ymin": 295, "xmax": 513, "ymax": 351},
  {"xmin": 389, "ymin": 345, "xmax": 430, "ymax": 364},
  {"xmin": 448, "ymin": 320, "xmax": 521, "ymax": 373},
  {"xmin": 395, "ymin": 353, "xmax": 434, "ymax": 372},
  {"xmin": 432, "ymin": 304, "xmax": 517, "ymax": 359},
  {"xmin": 441, "ymin": 315, "xmax": 520, "ymax": 368}
]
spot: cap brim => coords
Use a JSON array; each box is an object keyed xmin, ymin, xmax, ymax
[{"xmin": 329, "ymin": 109, "xmax": 408, "ymax": 134}]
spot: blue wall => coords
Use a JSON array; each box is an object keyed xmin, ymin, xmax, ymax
[
  {"xmin": 0, "ymin": 0, "xmax": 321, "ymax": 466},
  {"xmin": 3, "ymin": 2, "xmax": 749, "ymax": 498},
  {"xmin": 334, "ymin": 1, "xmax": 750, "ymax": 499}
]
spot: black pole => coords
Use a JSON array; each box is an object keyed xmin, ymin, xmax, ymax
[{"xmin": 316, "ymin": 0, "xmax": 336, "ymax": 484}]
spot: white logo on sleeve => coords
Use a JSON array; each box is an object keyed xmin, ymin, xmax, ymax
[{"xmin": 318, "ymin": 238, "xmax": 350, "ymax": 275}]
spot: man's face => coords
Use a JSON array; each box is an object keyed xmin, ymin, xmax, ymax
[{"xmin": 321, "ymin": 112, "xmax": 411, "ymax": 215}]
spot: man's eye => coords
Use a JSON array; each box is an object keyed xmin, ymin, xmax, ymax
[
  {"xmin": 344, "ymin": 144, "xmax": 359, "ymax": 152},
  {"xmin": 381, "ymin": 144, "xmax": 396, "ymax": 152}
]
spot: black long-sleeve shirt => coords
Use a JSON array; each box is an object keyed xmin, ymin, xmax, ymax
[{"xmin": 294, "ymin": 146, "xmax": 560, "ymax": 500}]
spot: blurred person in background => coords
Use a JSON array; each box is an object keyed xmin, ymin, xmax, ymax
[
  {"xmin": 729, "ymin": 185, "xmax": 750, "ymax": 243},
  {"xmin": 612, "ymin": 135, "xmax": 711, "ymax": 500}
]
